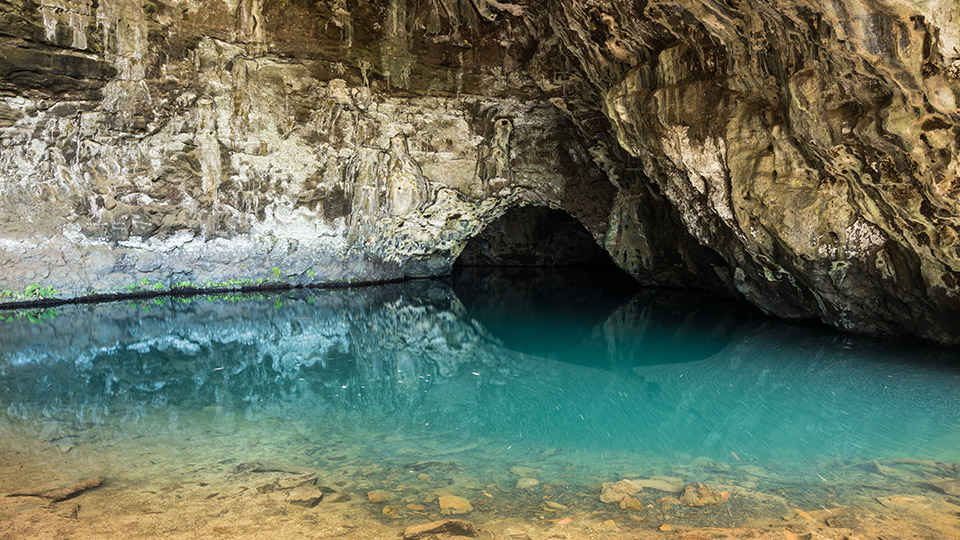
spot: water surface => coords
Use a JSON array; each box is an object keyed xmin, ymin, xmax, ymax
[{"xmin": 1, "ymin": 271, "xmax": 959, "ymax": 538}]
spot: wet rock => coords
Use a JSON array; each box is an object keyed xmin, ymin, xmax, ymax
[
  {"xmin": 367, "ymin": 490, "xmax": 390, "ymax": 503},
  {"xmin": 619, "ymin": 495, "xmax": 644, "ymax": 512},
  {"xmin": 599, "ymin": 479, "xmax": 643, "ymax": 504},
  {"xmin": 438, "ymin": 494, "xmax": 473, "ymax": 515},
  {"xmin": 402, "ymin": 519, "xmax": 479, "ymax": 539},
  {"xmin": 655, "ymin": 496, "xmax": 681, "ymax": 511},
  {"xmin": 382, "ymin": 505, "xmax": 402, "ymax": 518},
  {"xmin": 5, "ymin": 476, "xmax": 102, "ymax": 502},
  {"xmin": 636, "ymin": 476, "xmax": 684, "ymax": 494},
  {"xmin": 516, "ymin": 478, "xmax": 539, "ymax": 490},
  {"xmin": 0, "ymin": 0, "xmax": 958, "ymax": 348},
  {"xmin": 286, "ymin": 485, "xmax": 323, "ymax": 508},
  {"xmin": 926, "ymin": 477, "xmax": 960, "ymax": 497},
  {"xmin": 501, "ymin": 528, "xmax": 531, "ymax": 540},
  {"xmin": 679, "ymin": 482, "xmax": 725, "ymax": 507},
  {"xmin": 277, "ymin": 473, "xmax": 317, "ymax": 490},
  {"xmin": 509, "ymin": 466, "xmax": 540, "ymax": 478},
  {"xmin": 541, "ymin": 500, "xmax": 568, "ymax": 511}
]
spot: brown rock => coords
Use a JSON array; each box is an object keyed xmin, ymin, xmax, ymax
[
  {"xmin": 382, "ymin": 505, "xmax": 401, "ymax": 518},
  {"xmin": 679, "ymin": 482, "xmax": 724, "ymax": 507},
  {"xmin": 619, "ymin": 494, "xmax": 644, "ymax": 512},
  {"xmin": 438, "ymin": 494, "xmax": 473, "ymax": 514},
  {"xmin": 367, "ymin": 490, "xmax": 390, "ymax": 503},
  {"xmin": 600, "ymin": 479, "xmax": 643, "ymax": 504},
  {"xmin": 401, "ymin": 519, "xmax": 479, "ymax": 539},
  {"xmin": 286, "ymin": 485, "xmax": 323, "ymax": 508},
  {"xmin": 6, "ymin": 476, "xmax": 102, "ymax": 502}
]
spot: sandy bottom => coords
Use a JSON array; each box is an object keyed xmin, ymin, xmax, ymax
[{"xmin": 2, "ymin": 410, "xmax": 959, "ymax": 540}]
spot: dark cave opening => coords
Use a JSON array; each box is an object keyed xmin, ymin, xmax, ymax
[
  {"xmin": 454, "ymin": 205, "xmax": 618, "ymax": 268},
  {"xmin": 451, "ymin": 205, "xmax": 639, "ymax": 311},
  {"xmin": 450, "ymin": 205, "xmax": 747, "ymax": 368}
]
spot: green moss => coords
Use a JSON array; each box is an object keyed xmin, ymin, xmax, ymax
[{"xmin": 0, "ymin": 284, "xmax": 59, "ymax": 300}]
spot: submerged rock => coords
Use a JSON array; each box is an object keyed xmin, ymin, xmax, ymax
[
  {"xmin": 286, "ymin": 485, "xmax": 323, "ymax": 508},
  {"xmin": 515, "ymin": 478, "xmax": 539, "ymax": 490},
  {"xmin": 636, "ymin": 476, "xmax": 684, "ymax": 494},
  {"xmin": 619, "ymin": 495, "xmax": 644, "ymax": 512},
  {"xmin": 402, "ymin": 519, "xmax": 479, "ymax": 539},
  {"xmin": 926, "ymin": 477, "xmax": 960, "ymax": 497},
  {"xmin": 679, "ymin": 482, "xmax": 727, "ymax": 507},
  {"xmin": 438, "ymin": 494, "xmax": 473, "ymax": 515},
  {"xmin": 509, "ymin": 466, "xmax": 540, "ymax": 478},
  {"xmin": 366, "ymin": 490, "xmax": 390, "ymax": 504},
  {"xmin": 599, "ymin": 479, "xmax": 643, "ymax": 504}
]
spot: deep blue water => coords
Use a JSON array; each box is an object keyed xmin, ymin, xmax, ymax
[{"xmin": 1, "ymin": 268, "xmax": 958, "ymax": 527}]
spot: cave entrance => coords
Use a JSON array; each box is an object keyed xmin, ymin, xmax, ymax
[
  {"xmin": 454, "ymin": 205, "xmax": 620, "ymax": 269},
  {"xmin": 451, "ymin": 206, "xmax": 641, "ymax": 364}
]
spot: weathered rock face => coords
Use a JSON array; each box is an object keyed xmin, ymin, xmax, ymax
[
  {"xmin": 0, "ymin": 0, "xmax": 632, "ymax": 295},
  {"xmin": 540, "ymin": 0, "xmax": 960, "ymax": 341},
  {"xmin": 1, "ymin": 0, "xmax": 959, "ymax": 343}
]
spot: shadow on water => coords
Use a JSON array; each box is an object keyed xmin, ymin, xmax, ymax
[{"xmin": 450, "ymin": 265, "xmax": 766, "ymax": 369}]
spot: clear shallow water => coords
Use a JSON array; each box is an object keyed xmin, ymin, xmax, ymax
[{"xmin": 1, "ymin": 269, "xmax": 959, "ymax": 535}]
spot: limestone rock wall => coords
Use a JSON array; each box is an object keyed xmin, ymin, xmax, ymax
[
  {"xmin": 2, "ymin": 0, "xmax": 960, "ymax": 343},
  {"xmin": 0, "ymin": 0, "xmax": 640, "ymax": 297},
  {"xmin": 538, "ymin": 0, "xmax": 960, "ymax": 342}
]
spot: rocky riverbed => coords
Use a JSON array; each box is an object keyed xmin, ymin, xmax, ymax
[{"xmin": 2, "ymin": 416, "xmax": 959, "ymax": 539}]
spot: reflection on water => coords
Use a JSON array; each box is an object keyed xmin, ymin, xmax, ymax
[{"xmin": 1, "ymin": 274, "xmax": 959, "ymax": 537}]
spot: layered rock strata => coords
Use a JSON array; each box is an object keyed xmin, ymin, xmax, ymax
[{"xmin": 1, "ymin": 0, "xmax": 959, "ymax": 342}]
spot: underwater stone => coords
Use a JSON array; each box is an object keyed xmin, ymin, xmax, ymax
[
  {"xmin": 402, "ymin": 519, "xmax": 479, "ymax": 539},
  {"xmin": 366, "ymin": 490, "xmax": 390, "ymax": 504},
  {"xmin": 599, "ymin": 479, "xmax": 643, "ymax": 504},
  {"xmin": 515, "ymin": 478, "xmax": 539, "ymax": 490},
  {"xmin": 636, "ymin": 476, "xmax": 684, "ymax": 494},
  {"xmin": 437, "ymin": 494, "xmax": 473, "ymax": 515},
  {"xmin": 679, "ymin": 482, "xmax": 726, "ymax": 507}
]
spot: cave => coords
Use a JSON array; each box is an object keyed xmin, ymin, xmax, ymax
[
  {"xmin": 1, "ymin": 0, "xmax": 959, "ymax": 537},
  {"xmin": 451, "ymin": 205, "xmax": 640, "ymax": 312},
  {"xmin": 454, "ymin": 205, "xmax": 617, "ymax": 268}
]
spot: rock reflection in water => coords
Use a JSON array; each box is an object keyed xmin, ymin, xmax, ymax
[
  {"xmin": 450, "ymin": 265, "xmax": 763, "ymax": 367},
  {"xmin": 1, "ymin": 278, "xmax": 957, "ymax": 466}
]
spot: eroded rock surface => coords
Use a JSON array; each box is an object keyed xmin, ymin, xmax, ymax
[{"xmin": 1, "ymin": 0, "xmax": 959, "ymax": 342}]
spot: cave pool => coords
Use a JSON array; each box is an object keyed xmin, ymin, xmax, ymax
[{"xmin": 1, "ymin": 268, "xmax": 959, "ymax": 538}]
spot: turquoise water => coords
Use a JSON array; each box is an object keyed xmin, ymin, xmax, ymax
[{"xmin": 1, "ymin": 269, "xmax": 959, "ymax": 533}]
